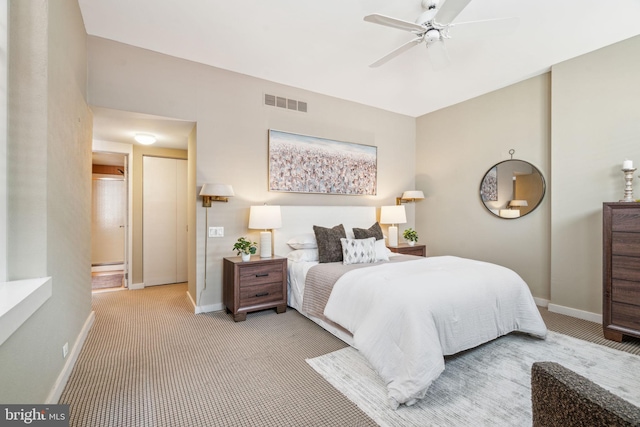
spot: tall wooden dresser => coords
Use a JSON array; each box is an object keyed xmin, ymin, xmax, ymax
[{"xmin": 603, "ymin": 202, "xmax": 640, "ymax": 342}]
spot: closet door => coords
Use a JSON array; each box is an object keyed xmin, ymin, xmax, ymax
[
  {"xmin": 143, "ymin": 156, "xmax": 187, "ymax": 286},
  {"xmin": 176, "ymin": 159, "xmax": 188, "ymax": 282}
]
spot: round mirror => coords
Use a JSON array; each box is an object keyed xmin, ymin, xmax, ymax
[{"xmin": 479, "ymin": 159, "xmax": 546, "ymax": 219}]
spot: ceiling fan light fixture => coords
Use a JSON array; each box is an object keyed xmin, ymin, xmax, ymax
[
  {"xmin": 425, "ymin": 29, "xmax": 440, "ymax": 42},
  {"xmin": 134, "ymin": 133, "xmax": 157, "ymax": 145}
]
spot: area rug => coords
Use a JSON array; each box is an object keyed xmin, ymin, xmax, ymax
[
  {"xmin": 307, "ymin": 331, "xmax": 640, "ymax": 426},
  {"xmin": 91, "ymin": 273, "xmax": 123, "ymax": 290}
]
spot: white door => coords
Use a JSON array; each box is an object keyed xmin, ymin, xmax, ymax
[
  {"xmin": 92, "ymin": 178, "xmax": 126, "ymax": 265},
  {"xmin": 143, "ymin": 156, "xmax": 187, "ymax": 286}
]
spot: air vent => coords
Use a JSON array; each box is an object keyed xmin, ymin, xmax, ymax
[
  {"xmin": 264, "ymin": 94, "xmax": 276, "ymax": 106},
  {"xmin": 264, "ymin": 93, "xmax": 308, "ymax": 113}
]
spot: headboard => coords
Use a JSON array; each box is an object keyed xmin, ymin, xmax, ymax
[{"xmin": 273, "ymin": 206, "xmax": 377, "ymax": 257}]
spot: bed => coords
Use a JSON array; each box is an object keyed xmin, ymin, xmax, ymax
[{"xmin": 275, "ymin": 206, "xmax": 547, "ymax": 409}]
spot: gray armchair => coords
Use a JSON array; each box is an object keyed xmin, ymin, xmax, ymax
[{"xmin": 531, "ymin": 361, "xmax": 640, "ymax": 426}]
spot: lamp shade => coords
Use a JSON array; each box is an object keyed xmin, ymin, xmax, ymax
[
  {"xmin": 508, "ymin": 200, "xmax": 528, "ymax": 207},
  {"xmin": 401, "ymin": 190, "xmax": 425, "ymax": 201},
  {"xmin": 248, "ymin": 205, "xmax": 282, "ymax": 230},
  {"xmin": 200, "ymin": 183, "xmax": 235, "ymax": 197},
  {"xmin": 380, "ymin": 205, "xmax": 406, "ymax": 225}
]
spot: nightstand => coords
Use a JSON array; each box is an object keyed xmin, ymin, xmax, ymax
[
  {"xmin": 387, "ymin": 243, "xmax": 426, "ymax": 257},
  {"xmin": 222, "ymin": 255, "xmax": 287, "ymax": 322}
]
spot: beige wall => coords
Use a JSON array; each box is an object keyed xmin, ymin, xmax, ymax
[
  {"xmin": 87, "ymin": 36, "xmax": 416, "ymax": 309},
  {"xmin": 416, "ymin": 75, "xmax": 551, "ymax": 301},
  {"xmin": 550, "ymin": 35, "xmax": 640, "ymax": 314},
  {"xmin": 2, "ymin": 0, "xmax": 92, "ymax": 402},
  {"xmin": 131, "ymin": 145, "xmax": 188, "ymax": 285},
  {"xmin": 416, "ymin": 34, "xmax": 640, "ymax": 316}
]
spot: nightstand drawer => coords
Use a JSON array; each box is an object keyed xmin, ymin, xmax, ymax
[
  {"xmin": 239, "ymin": 282, "xmax": 284, "ymax": 306},
  {"xmin": 238, "ymin": 264, "xmax": 283, "ymax": 287}
]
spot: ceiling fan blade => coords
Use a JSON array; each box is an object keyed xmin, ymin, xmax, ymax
[
  {"xmin": 449, "ymin": 16, "xmax": 519, "ymax": 37},
  {"xmin": 369, "ymin": 38, "xmax": 422, "ymax": 68},
  {"xmin": 426, "ymin": 40, "xmax": 450, "ymax": 70},
  {"xmin": 364, "ymin": 14, "xmax": 425, "ymax": 33},
  {"xmin": 432, "ymin": 0, "xmax": 473, "ymax": 27}
]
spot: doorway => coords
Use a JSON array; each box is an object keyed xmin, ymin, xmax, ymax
[{"xmin": 91, "ymin": 151, "xmax": 129, "ymax": 291}]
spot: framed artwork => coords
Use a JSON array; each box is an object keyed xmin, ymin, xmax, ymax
[
  {"xmin": 268, "ymin": 129, "xmax": 377, "ymax": 195},
  {"xmin": 480, "ymin": 166, "xmax": 498, "ymax": 201}
]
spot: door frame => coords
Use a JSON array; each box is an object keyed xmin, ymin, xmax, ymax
[{"xmin": 92, "ymin": 140, "xmax": 133, "ymax": 289}]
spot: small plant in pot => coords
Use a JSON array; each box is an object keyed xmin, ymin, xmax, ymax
[
  {"xmin": 233, "ymin": 237, "xmax": 257, "ymax": 261},
  {"xmin": 403, "ymin": 228, "xmax": 418, "ymax": 246}
]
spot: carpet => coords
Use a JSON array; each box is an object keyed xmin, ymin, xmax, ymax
[{"xmin": 307, "ymin": 331, "xmax": 640, "ymax": 427}]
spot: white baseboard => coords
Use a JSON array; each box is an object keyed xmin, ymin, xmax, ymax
[
  {"xmin": 533, "ymin": 297, "xmax": 549, "ymax": 308},
  {"xmin": 548, "ymin": 303, "xmax": 602, "ymax": 324},
  {"xmin": 46, "ymin": 310, "xmax": 95, "ymax": 404},
  {"xmin": 129, "ymin": 282, "xmax": 144, "ymax": 290},
  {"xmin": 186, "ymin": 291, "xmax": 224, "ymax": 314}
]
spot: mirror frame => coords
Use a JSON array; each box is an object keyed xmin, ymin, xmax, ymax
[{"xmin": 479, "ymin": 159, "xmax": 546, "ymax": 219}]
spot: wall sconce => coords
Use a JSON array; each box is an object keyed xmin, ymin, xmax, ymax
[
  {"xmin": 396, "ymin": 190, "xmax": 425, "ymax": 205},
  {"xmin": 248, "ymin": 205, "xmax": 282, "ymax": 258},
  {"xmin": 200, "ymin": 183, "xmax": 235, "ymax": 207},
  {"xmin": 380, "ymin": 205, "xmax": 406, "ymax": 247},
  {"xmin": 200, "ymin": 183, "xmax": 234, "ymax": 289}
]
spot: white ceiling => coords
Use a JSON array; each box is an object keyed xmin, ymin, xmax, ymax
[
  {"xmin": 80, "ymin": 0, "xmax": 640, "ymax": 119},
  {"xmin": 91, "ymin": 106, "xmax": 195, "ymax": 150}
]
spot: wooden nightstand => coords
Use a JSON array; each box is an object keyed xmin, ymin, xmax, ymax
[
  {"xmin": 387, "ymin": 243, "xmax": 426, "ymax": 257},
  {"xmin": 223, "ymin": 255, "xmax": 287, "ymax": 322}
]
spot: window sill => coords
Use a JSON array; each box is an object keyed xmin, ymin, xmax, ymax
[{"xmin": 0, "ymin": 277, "xmax": 52, "ymax": 346}]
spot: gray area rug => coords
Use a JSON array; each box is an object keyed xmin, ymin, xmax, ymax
[{"xmin": 307, "ymin": 331, "xmax": 640, "ymax": 427}]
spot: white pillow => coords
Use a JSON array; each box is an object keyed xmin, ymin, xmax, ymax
[
  {"xmin": 287, "ymin": 249, "xmax": 319, "ymax": 262},
  {"xmin": 287, "ymin": 233, "xmax": 317, "ymax": 250},
  {"xmin": 340, "ymin": 237, "xmax": 376, "ymax": 265},
  {"xmin": 374, "ymin": 239, "xmax": 390, "ymax": 262}
]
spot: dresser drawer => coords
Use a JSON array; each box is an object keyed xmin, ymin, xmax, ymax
[
  {"xmin": 238, "ymin": 263, "xmax": 284, "ymax": 287},
  {"xmin": 611, "ymin": 302, "xmax": 640, "ymax": 331},
  {"xmin": 239, "ymin": 282, "xmax": 284, "ymax": 306},
  {"xmin": 612, "ymin": 210, "xmax": 640, "ymax": 232},
  {"xmin": 612, "ymin": 232, "xmax": 640, "ymax": 256},
  {"xmin": 612, "ymin": 279, "xmax": 640, "ymax": 305},
  {"xmin": 612, "ymin": 255, "xmax": 640, "ymax": 282}
]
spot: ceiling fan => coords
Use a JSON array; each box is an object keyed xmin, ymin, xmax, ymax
[{"xmin": 364, "ymin": 0, "xmax": 514, "ymax": 68}]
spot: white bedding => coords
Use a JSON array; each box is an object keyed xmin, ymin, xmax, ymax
[{"xmin": 322, "ymin": 255, "xmax": 547, "ymax": 409}]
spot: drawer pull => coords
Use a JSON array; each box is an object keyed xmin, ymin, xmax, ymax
[
  {"xmin": 255, "ymin": 292, "xmax": 269, "ymax": 297},
  {"xmin": 255, "ymin": 273, "xmax": 269, "ymax": 277}
]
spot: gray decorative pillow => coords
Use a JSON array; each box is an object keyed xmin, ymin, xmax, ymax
[
  {"xmin": 340, "ymin": 238, "xmax": 376, "ymax": 265},
  {"xmin": 313, "ymin": 224, "xmax": 347, "ymax": 263},
  {"xmin": 353, "ymin": 222, "xmax": 384, "ymax": 241}
]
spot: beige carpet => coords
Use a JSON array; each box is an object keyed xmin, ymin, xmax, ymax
[
  {"xmin": 59, "ymin": 283, "xmax": 376, "ymax": 427},
  {"xmin": 60, "ymin": 282, "xmax": 640, "ymax": 426}
]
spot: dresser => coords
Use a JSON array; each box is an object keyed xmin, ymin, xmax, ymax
[
  {"xmin": 603, "ymin": 202, "xmax": 640, "ymax": 342},
  {"xmin": 387, "ymin": 243, "xmax": 426, "ymax": 257},
  {"xmin": 223, "ymin": 255, "xmax": 287, "ymax": 322}
]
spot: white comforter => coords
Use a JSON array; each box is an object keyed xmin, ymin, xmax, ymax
[{"xmin": 323, "ymin": 256, "xmax": 547, "ymax": 409}]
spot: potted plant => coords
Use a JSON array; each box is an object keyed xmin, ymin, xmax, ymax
[
  {"xmin": 233, "ymin": 237, "xmax": 257, "ymax": 261},
  {"xmin": 403, "ymin": 228, "xmax": 418, "ymax": 246}
]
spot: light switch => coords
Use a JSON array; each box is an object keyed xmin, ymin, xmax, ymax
[{"xmin": 209, "ymin": 226, "xmax": 224, "ymax": 237}]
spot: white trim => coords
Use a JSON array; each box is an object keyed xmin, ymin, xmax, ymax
[
  {"xmin": 46, "ymin": 311, "xmax": 95, "ymax": 404},
  {"xmin": 533, "ymin": 297, "xmax": 549, "ymax": 308},
  {"xmin": 0, "ymin": 277, "xmax": 52, "ymax": 346},
  {"xmin": 548, "ymin": 303, "xmax": 602, "ymax": 324},
  {"xmin": 129, "ymin": 282, "xmax": 144, "ymax": 290},
  {"xmin": 187, "ymin": 292, "xmax": 224, "ymax": 314},
  {"xmin": 92, "ymin": 140, "xmax": 133, "ymax": 289}
]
